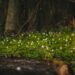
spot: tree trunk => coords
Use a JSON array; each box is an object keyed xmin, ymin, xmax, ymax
[
  {"xmin": 4, "ymin": 0, "xmax": 19, "ymax": 34},
  {"xmin": 0, "ymin": 0, "xmax": 9, "ymax": 35}
]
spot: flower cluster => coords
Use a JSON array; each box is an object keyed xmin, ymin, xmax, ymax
[{"xmin": 0, "ymin": 32, "xmax": 75, "ymax": 61}]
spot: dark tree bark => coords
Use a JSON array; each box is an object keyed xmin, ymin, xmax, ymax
[
  {"xmin": 0, "ymin": 0, "xmax": 9, "ymax": 35},
  {"xmin": 4, "ymin": 0, "xmax": 19, "ymax": 35}
]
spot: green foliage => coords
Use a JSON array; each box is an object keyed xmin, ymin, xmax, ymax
[{"xmin": 0, "ymin": 32, "xmax": 75, "ymax": 61}]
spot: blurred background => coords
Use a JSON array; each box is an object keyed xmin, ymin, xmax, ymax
[{"xmin": 0, "ymin": 0, "xmax": 75, "ymax": 35}]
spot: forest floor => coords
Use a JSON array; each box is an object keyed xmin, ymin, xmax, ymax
[{"xmin": 0, "ymin": 58, "xmax": 75, "ymax": 75}]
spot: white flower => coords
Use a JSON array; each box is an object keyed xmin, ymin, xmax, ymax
[
  {"xmin": 6, "ymin": 46, "xmax": 9, "ymax": 49},
  {"xmin": 18, "ymin": 40, "xmax": 21, "ymax": 44},
  {"xmin": 18, "ymin": 44, "xmax": 20, "ymax": 47},
  {"xmin": 31, "ymin": 41, "xmax": 34, "ymax": 45},
  {"xmin": 37, "ymin": 41, "xmax": 39, "ymax": 43},
  {"xmin": 37, "ymin": 38, "xmax": 40, "ymax": 40},
  {"xmin": 63, "ymin": 38, "xmax": 64, "ymax": 40},
  {"xmin": 58, "ymin": 32, "xmax": 61, "ymax": 35},
  {"xmin": 69, "ymin": 38, "xmax": 72, "ymax": 41},
  {"xmin": 6, "ymin": 37, "xmax": 9, "ymax": 41},
  {"xmin": 43, "ymin": 38, "xmax": 48, "ymax": 41},
  {"xmin": 21, "ymin": 33, "xmax": 24, "ymax": 36},
  {"xmin": 29, "ymin": 34, "xmax": 31, "ymax": 37},
  {"xmin": 13, "ymin": 39, "xmax": 16, "ymax": 42},
  {"xmin": 46, "ymin": 46, "xmax": 49, "ymax": 50},
  {"xmin": 54, "ymin": 41, "xmax": 56, "ymax": 44},
  {"xmin": 1, "ymin": 41, "xmax": 4, "ymax": 45},
  {"xmin": 70, "ymin": 50, "xmax": 73, "ymax": 53},
  {"xmin": 42, "ymin": 32, "xmax": 45, "ymax": 35},
  {"xmin": 60, "ymin": 47, "xmax": 62, "ymax": 50},
  {"xmin": 71, "ymin": 33, "xmax": 74, "ymax": 36},
  {"xmin": 52, "ymin": 38, "xmax": 54, "ymax": 41},
  {"xmin": 65, "ymin": 39, "xmax": 68, "ymax": 42},
  {"xmin": 58, "ymin": 38, "xmax": 61, "ymax": 40},
  {"xmin": 65, "ymin": 44, "xmax": 67, "ymax": 46},
  {"xmin": 49, "ymin": 32, "xmax": 53, "ymax": 35},
  {"xmin": 51, "ymin": 49, "xmax": 54, "ymax": 52},
  {"xmin": 26, "ymin": 45, "xmax": 28, "ymax": 48},
  {"xmin": 72, "ymin": 47, "xmax": 75, "ymax": 50},
  {"xmin": 10, "ymin": 41, "xmax": 12, "ymax": 44},
  {"xmin": 41, "ymin": 45, "xmax": 44, "ymax": 48},
  {"xmin": 37, "ymin": 41, "xmax": 40, "ymax": 45}
]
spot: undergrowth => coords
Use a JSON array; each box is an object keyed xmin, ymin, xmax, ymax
[{"xmin": 0, "ymin": 31, "xmax": 75, "ymax": 61}]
